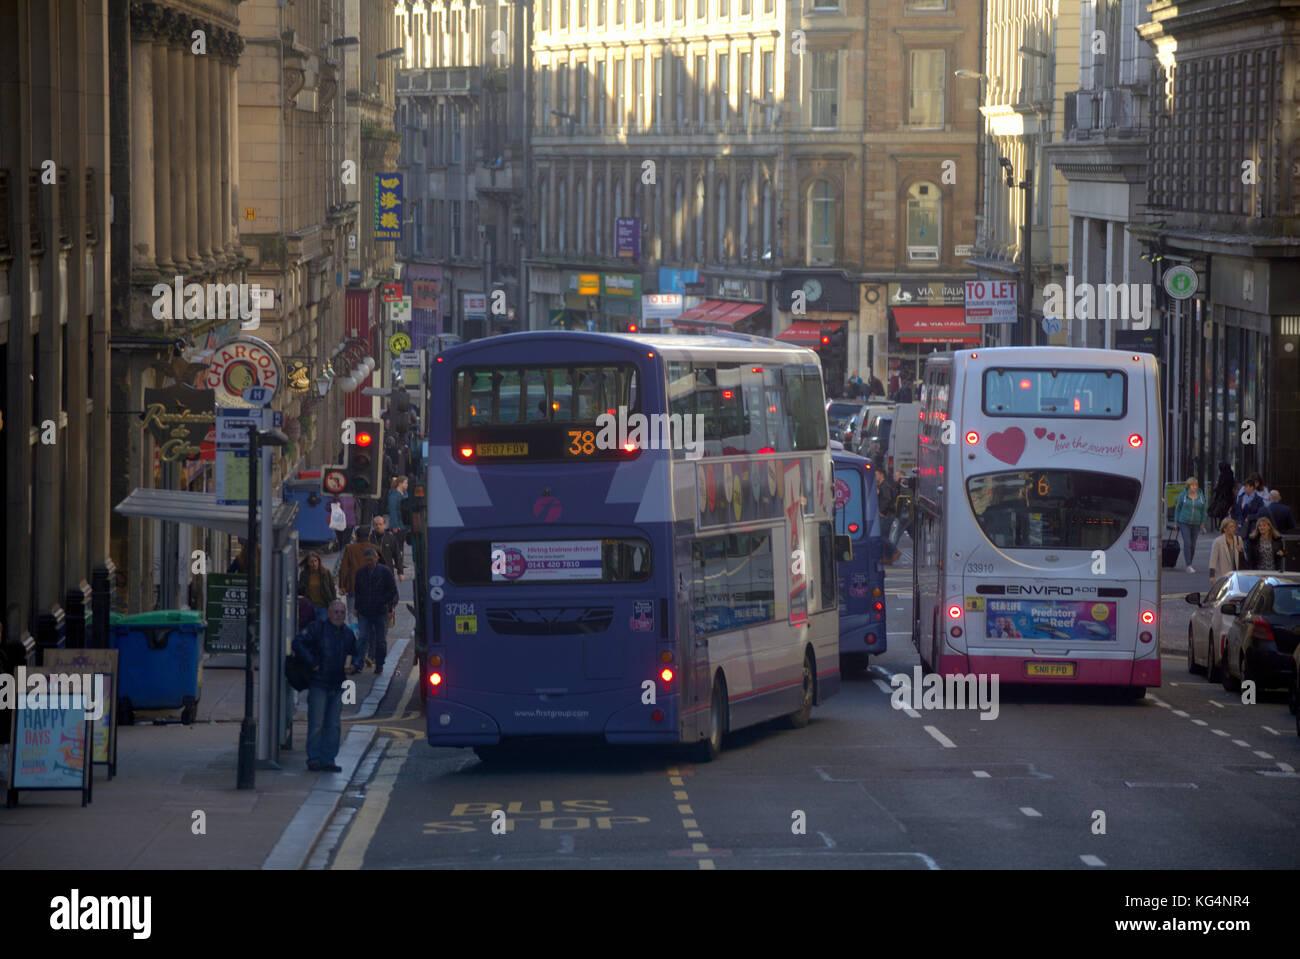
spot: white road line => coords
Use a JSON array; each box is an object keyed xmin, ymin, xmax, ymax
[
  {"xmin": 1191, "ymin": 719, "xmax": 1208, "ymax": 726},
  {"xmin": 973, "ymin": 770, "xmax": 990, "ymax": 778},
  {"xmin": 1080, "ymin": 854, "xmax": 1106, "ymax": 867},
  {"xmin": 1278, "ymin": 763, "xmax": 1295, "ymax": 773},
  {"xmin": 1232, "ymin": 740, "xmax": 1250, "ymax": 748},
  {"xmin": 923, "ymin": 725, "xmax": 957, "ymax": 749},
  {"xmin": 1209, "ymin": 700, "xmax": 1226, "ymax": 709},
  {"xmin": 873, "ymin": 678, "xmax": 893, "ymax": 694},
  {"xmin": 1262, "ymin": 726, "xmax": 1281, "ymax": 736},
  {"xmin": 1254, "ymin": 751, "xmax": 1274, "ymax": 760},
  {"xmin": 1211, "ymin": 729, "xmax": 1229, "ymax": 737},
  {"xmin": 1020, "ymin": 807, "xmax": 1041, "ymax": 818},
  {"xmin": 903, "ymin": 707, "xmax": 922, "ymax": 719},
  {"xmin": 818, "ymin": 831, "xmax": 837, "ymax": 849},
  {"xmin": 1172, "ymin": 709, "xmax": 1189, "ymax": 717}
]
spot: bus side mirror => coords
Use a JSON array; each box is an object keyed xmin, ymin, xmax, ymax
[{"xmin": 835, "ymin": 534, "xmax": 853, "ymax": 563}]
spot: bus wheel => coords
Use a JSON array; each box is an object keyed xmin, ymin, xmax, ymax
[
  {"xmin": 1126, "ymin": 686, "xmax": 1146, "ymax": 701},
  {"xmin": 691, "ymin": 676, "xmax": 727, "ymax": 763},
  {"xmin": 780, "ymin": 651, "xmax": 815, "ymax": 729},
  {"xmin": 840, "ymin": 653, "xmax": 868, "ymax": 677}
]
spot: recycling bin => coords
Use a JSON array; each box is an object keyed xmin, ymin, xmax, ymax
[{"xmin": 109, "ymin": 610, "xmax": 205, "ymax": 724}]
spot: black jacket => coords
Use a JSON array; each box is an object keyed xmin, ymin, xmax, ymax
[
  {"xmin": 1245, "ymin": 534, "xmax": 1285, "ymax": 570},
  {"xmin": 292, "ymin": 619, "xmax": 359, "ymax": 688},
  {"xmin": 353, "ymin": 563, "xmax": 398, "ymax": 618},
  {"xmin": 368, "ymin": 528, "xmax": 405, "ymax": 575},
  {"xmin": 1265, "ymin": 502, "xmax": 1295, "ymax": 535}
]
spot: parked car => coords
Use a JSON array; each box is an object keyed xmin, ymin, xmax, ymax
[
  {"xmin": 826, "ymin": 400, "xmax": 867, "ymax": 448},
  {"xmin": 1185, "ymin": 572, "xmax": 1267, "ymax": 682},
  {"xmin": 847, "ymin": 401, "xmax": 895, "ymax": 457},
  {"xmin": 1218, "ymin": 572, "xmax": 1300, "ymax": 693}
]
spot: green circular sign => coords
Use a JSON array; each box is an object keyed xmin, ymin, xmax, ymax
[{"xmin": 1163, "ymin": 265, "xmax": 1198, "ymax": 300}]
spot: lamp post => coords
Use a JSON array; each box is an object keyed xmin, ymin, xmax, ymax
[
  {"xmin": 237, "ymin": 423, "xmax": 288, "ymax": 791},
  {"xmin": 1000, "ymin": 156, "xmax": 1033, "ymax": 348}
]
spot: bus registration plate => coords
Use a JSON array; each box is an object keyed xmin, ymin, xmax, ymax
[
  {"xmin": 477, "ymin": 442, "xmax": 529, "ymax": 457},
  {"xmin": 1026, "ymin": 662, "xmax": 1076, "ymax": 677}
]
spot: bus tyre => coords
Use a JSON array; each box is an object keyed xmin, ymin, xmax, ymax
[
  {"xmin": 1126, "ymin": 686, "xmax": 1146, "ymax": 701},
  {"xmin": 840, "ymin": 652, "xmax": 868, "ymax": 677},
  {"xmin": 780, "ymin": 650, "xmax": 815, "ymax": 729},
  {"xmin": 691, "ymin": 677, "xmax": 727, "ymax": 763}
]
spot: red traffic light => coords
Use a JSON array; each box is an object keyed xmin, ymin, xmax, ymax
[
  {"xmin": 357, "ymin": 432, "xmax": 373, "ymax": 447},
  {"xmin": 821, "ymin": 335, "xmax": 830, "ymax": 344}
]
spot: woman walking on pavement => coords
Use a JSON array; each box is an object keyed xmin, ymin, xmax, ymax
[
  {"xmin": 1174, "ymin": 477, "xmax": 1208, "ymax": 573},
  {"xmin": 1208, "ymin": 517, "xmax": 1246, "ymax": 582},
  {"xmin": 297, "ymin": 551, "xmax": 337, "ymax": 623},
  {"xmin": 1245, "ymin": 516, "xmax": 1285, "ymax": 571},
  {"xmin": 387, "ymin": 475, "xmax": 409, "ymax": 544}
]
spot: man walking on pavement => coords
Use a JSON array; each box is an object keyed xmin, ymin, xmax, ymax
[
  {"xmin": 292, "ymin": 600, "xmax": 358, "ymax": 772},
  {"xmin": 368, "ymin": 514, "xmax": 406, "ymax": 579},
  {"xmin": 352, "ymin": 547, "xmax": 398, "ymax": 675}
]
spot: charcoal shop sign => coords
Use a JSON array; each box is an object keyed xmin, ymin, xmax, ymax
[{"xmin": 142, "ymin": 383, "xmax": 215, "ymax": 463}]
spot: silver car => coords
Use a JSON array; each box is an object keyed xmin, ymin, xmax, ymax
[{"xmin": 1185, "ymin": 572, "xmax": 1266, "ymax": 682}]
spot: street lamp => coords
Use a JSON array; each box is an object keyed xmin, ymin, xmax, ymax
[
  {"xmin": 237, "ymin": 425, "xmax": 288, "ymax": 791},
  {"xmin": 1000, "ymin": 156, "xmax": 1033, "ymax": 348}
]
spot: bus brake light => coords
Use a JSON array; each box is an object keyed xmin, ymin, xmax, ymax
[
  {"xmin": 459, "ymin": 447, "xmax": 474, "ymax": 459},
  {"xmin": 948, "ymin": 605, "xmax": 962, "ymax": 620},
  {"xmin": 660, "ymin": 668, "xmax": 674, "ymax": 684},
  {"xmin": 1018, "ymin": 379, "xmax": 1032, "ymax": 390},
  {"xmin": 1141, "ymin": 610, "xmax": 1156, "ymax": 625},
  {"xmin": 848, "ymin": 523, "xmax": 859, "ymax": 533},
  {"xmin": 428, "ymin": 671, "xmax": 443, "ymax": 689},
  {"xmin": 1128, "ymin": 433, "xmax": 1143, "ymax": 448},
  {"xmin": 965, "ymin": 431, "xmax": 979, "ymax": 445}
]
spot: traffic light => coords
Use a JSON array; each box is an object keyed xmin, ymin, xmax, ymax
[
  {"xmin": 626, "ymin": 322, "xmax": 639, "ymax": 333},
  {"xmin": 344, "ymin": 418, "xmax": 384, "ymax": 498}
]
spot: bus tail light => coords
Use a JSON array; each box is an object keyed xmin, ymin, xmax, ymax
[
  {"xmin": 458, "ymin": 446, "xmax": 474, "ymax": 460},
  {"xmin": 428, "ymin": 671, "xmax": 444, "ymax": 692},
  {"xmin": 1251, "ymin": 617, "xmax": 1276, "ymax": 645},
  {"xmin": 1139, "ymin": 632, "xmax": 1153, "ymax": 644},
  {"xmin": 1141, "ymin": 610, "xmax": 1156, "ymax": 625},
  {"xmin": 1128, "ymin": 433, "xmax": 1143, "ymax": 449},
  {"xmin": 950, "ymin": 626, "xmax": 963, "ymax": 638},
  {"xmin": 965, "ymin": 431, "xmax": 979, "ymax": 445},
  {"xmin": 651, "ymin": 710, "xmax": 664, "ymax": 723},
  {"xmin": 660, "ymin": 667, "xmax": 674, "ymax": 684},
  {"xmin": 874, "ymin": 601, "xmax": 884, "ymax": 612},
  {"xmin": 948, "ymin": 605, "xmax": 962, "ymax": 620}
]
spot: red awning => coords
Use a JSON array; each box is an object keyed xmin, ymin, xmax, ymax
[
  {"xmin": 674, "ymin": 299, "xmax": 763, "ymax": 328},
  {"xmin": 894, "ymin": 306, "xmax": 981, "ymax": 344},
  {"xmin": 777, "ymin": 320, "xmax": 844, "ymax": 348}
]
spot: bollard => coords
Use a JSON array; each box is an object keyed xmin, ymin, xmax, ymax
[
  {"xmin": 35, "ymin": 607, "xmax": 66, "ymax": 667},
  {"xmin": 91, "ymin": 560, "xmax": 116, "ymax": 650},
  {"xmin": 64, "ymin": 582, "xmax": 92, "ymax": 649}
]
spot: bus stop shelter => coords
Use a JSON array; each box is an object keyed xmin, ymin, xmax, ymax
[{"xmin": 113, "ymin": 488, "xmax": 300, "ymax": 766}]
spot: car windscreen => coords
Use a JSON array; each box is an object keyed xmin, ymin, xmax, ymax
[{"xmin": 966, "ymin": 469, "xmax": 1142, "ymax": 550}]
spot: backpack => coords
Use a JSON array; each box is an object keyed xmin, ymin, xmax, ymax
[{"xmin": 285, "ymin": 652, "xmax": 313, "ymax": 691}]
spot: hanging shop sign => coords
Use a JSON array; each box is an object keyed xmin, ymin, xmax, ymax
[
  {"xmin": 141, "ymin": 383, "xmax": 216, "ymax": 463},
  {"xmin": 374, "ymin": 173, "xmax": 403, "ymax": 241},
  {"xmin": 204, "ymin": 336, "xmax": 283, "ymax": 408},
  {"xmin": 286, "ymin": 360, "xmax": 312, "ymax": 393}
]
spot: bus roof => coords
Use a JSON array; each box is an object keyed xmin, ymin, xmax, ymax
[
  {"xmin": 437, "ymin": 330, "xmax": 821, "ymax": 365},
  {"xmin": 928, "ymin": 346, "xmax": 1158, "ymax": 367}
]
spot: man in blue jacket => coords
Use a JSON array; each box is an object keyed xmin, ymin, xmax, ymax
[
  {"xmin": 352, "ymin": 547, "xmax": 398, "ymax": 676},
  {"xmin": 291, "ymin": 600, "xmax": 358, "ymax": 772}
]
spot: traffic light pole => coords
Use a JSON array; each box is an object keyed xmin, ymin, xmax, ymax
[{"xmin": 237, "ymin": 426, "xmax": 258, "ymax": 790}]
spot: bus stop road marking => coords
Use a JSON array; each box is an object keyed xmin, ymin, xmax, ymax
[{"xmin": 331, "ymin": 737, "xmax": 412, "ymax": 870}]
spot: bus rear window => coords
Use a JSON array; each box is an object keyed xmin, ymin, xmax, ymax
[
  {"xmin": 983, "ymin": 368, "xmax": 1126, "ymax": 418},
  {"xmin": 966, "ymin": 470, "xmax": 1141, "ymax": 550},
  {"xmin": 833, "ymin": 467, "xmax": 867, "ymax": 541},
  {"xmin": 456, "ymin": 365, "xmax": 639, "ymax": 427}
]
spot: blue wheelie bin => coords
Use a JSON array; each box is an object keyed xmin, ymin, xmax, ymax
[{"xmin": 110, "ymin": 611, "xmax": 205, "ymax": 725}]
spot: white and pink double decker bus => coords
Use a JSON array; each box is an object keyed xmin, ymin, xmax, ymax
[{"xmin": 912, "ymin": 347, "xmax": 1163, "ymax": 698}]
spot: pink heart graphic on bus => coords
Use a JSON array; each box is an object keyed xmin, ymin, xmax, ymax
[
  {"xmin": 1033, "ymin": 427, "xmax": 1047, "ymax": 439},
  {"xmin": 986, "ymin": 427, "xmax": 1026, "ymax": 465}
]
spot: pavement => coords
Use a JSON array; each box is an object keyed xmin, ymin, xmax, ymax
[{"xmin": 0, "ymin": 552, "xmax": 416, "ymax": 870}]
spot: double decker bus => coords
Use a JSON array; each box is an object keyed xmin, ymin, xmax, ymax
[
  {"xmin": 912, "ymin": 348, "xmax": 1162, "ymax": 697},
  {"xmin": 423, "ymin": 331, "xmax": 840, "ymax": 760}
]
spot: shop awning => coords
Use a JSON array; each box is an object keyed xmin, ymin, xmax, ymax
[
  {"xmin": 673, "ymin": 299, "xmax": 764, "ymax": 328},
  {"xmin": 894, "ymin": 306, "xmax": 981, "ymax": 344},
  {"xmin": 777, "ymin": 320, "xmax": 844, "ymax": 348}
]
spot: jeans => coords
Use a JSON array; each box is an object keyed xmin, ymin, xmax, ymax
[
  {"xmin": 1179, "ymin": 523, "xmax": 1200, "ymax": 567},
  {"xmin": 306, "ymin": 683, "xmax": 343, "ymax": 766},
  {"xmin": 355, "ymin": 613, "xmax": 388, "ymax": 670}
]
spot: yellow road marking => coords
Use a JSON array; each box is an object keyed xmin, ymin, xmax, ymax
[{"xmin": 331, "ymin": 737, "xmax": 412, "ymax": 870}]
